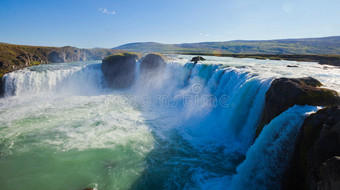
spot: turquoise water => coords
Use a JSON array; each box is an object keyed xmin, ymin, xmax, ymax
[
  {"xmin": 0, "ymin": 58, "xmax": 330, "ymax": 189},
  {"xmin": 0, "ymin": 94, "xmax": 154, "ymax": 189}
]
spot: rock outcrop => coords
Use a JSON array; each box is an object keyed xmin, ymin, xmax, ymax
[
  {"xmin": 101, "ymin": 52, "xmax": 141, "ymax": 88},
  {"xmin": 140, "ymin": 53, "xmax": 166, "ymax": 75},
  {"xmin": 0, "ymin": 42, "xmax": 123, "ymax": 77},
  {"xmin": 287, "ymin": 65, "xmax": 299, "ymax": 68},
  {"xmin": 256, "ymin": 77, "xmax": 340, "ymax": 137},
  {"xmin": 0, "ymin": 77, "xmax": 4, "ymax": 97},
  {"xmin": 191, "ymin": 56, "xmax": 206, "ymax": 63},
  {"xmin": 282, "ymin": 106, "xmax": 340, "ymax": 190},
  {"xmin": 48, "ymin": 51, "xmax": 67, "ymax": 63},
  {"xmin": 138, "ymin": 53, "xmax": 167, "ymax": 89}
]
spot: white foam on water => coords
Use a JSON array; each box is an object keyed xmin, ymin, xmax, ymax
[
  {"xmin": 3, "ymin": 62, "xmax": 106, "ymax": 96},
  {"xmin": 171, "ymin": 54, "xmax": 340, "ymax": 92},
  {"xmin": 1, "ymin": 56, "xmax": 338, "ymax": 189},
  {"xmin": 230, "ymin": 105, "xmax": 319, "ymax": 190}
]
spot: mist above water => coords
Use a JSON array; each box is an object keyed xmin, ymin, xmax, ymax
[{"xmin": 1, "ymin": 55, "xmax": 337, "ymax": 189}]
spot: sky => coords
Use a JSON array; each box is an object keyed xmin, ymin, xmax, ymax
[{"xmin": 0, "ymin": 0, "xmax": 339, "ymax": 48}]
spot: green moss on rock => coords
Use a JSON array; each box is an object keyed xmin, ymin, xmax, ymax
[{"xmin": 102, "ymin": 52, "xmax": 142, "ymax": 63}]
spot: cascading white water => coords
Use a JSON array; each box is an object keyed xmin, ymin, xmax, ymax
[
  {"xmin": 0, "ymin": 56, "xmax": 333, "ymax": 190},
  {"xmin": 135, "ymin": 60, "xmax": 141, "ymax": 82},
  {"xmin": 155, "ymin": 63, "xmax": 272, "ymax": 154},
  {"xmin": 230, "ymin": 105, "xmax": 318, "ymax": 190},
  {"xmin": 3, "ymin": 62, "xmax": 105, "ymax": 96},
  {"xmin": 121, "ymin": 62, "xmax": 274, "ymax": 189}
]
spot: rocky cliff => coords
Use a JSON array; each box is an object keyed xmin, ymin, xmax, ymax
[
  {"xmin": 256, "ymin": 77, "xmax": 340, "ymax": 137},
  {"xmin": 252, "ymin": 77, "xmax": 340, "ymax": 190},
  {"xmin": 0, "ymin": 42, "xmax": 123, "ymax": 77},
  {"xmin": 282, "ymin": 106, "xmax": 340, "ymax": 190}
]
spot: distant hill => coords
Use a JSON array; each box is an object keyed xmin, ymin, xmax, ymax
[{"xmin": 114, "ymin": 36, "xmax": 340, "ymax": 55}]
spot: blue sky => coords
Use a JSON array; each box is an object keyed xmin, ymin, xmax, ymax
[{"xmin": 0, "ymin": 0, "xmax": 339, "ymax": 48}]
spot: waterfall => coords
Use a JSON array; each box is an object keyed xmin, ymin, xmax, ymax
[
  {"xmin": 156, "ymin": 63, "xmax": 273, "ymax": 153},
  {"xmin": 135, "ymin": 60, "xmax": 141, "ymax": 83},
  {"xmin": 1, "ymin": 59, "xmax": 319, "ymax": 189},
  {"xmin": 3, "ymin": 61, "xmax": 272, "ymax": 153},
  {"xmin": 230, "ymin": 105, "xmax": 318, "ymax": 190},
  {"xmin": 3, "ymin": 63, "xmax": 104, "ymax": 96}
]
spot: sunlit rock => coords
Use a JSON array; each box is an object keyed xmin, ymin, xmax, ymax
[{"xmin": 256, "ymin": 77, "xmax": 340, "ymax": 137}]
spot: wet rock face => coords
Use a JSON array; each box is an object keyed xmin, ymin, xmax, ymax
[
  {"xmin": 0, "ymin": 77, "xmax": 4, "ymax": 97},
  {"xmin": 319, "ymin": 156, "xmax": 340, "ymax": 190},
  {"xmin": 282, "ymin": 106, "xmax": 340, "ymax": 190},
  {"xmin": 101, "ymin": 53, "xmax": 139, "ymax": 88},
  {"xmin": 138, "ymin": 53, "xmax": 166, "ymax": 89},
  {"xmin": 140, "ymin": 53, "xmax": 166, "ymax": 75},
  {"xmin": 256, "ymin": 77, "xmax": 340, "ymax": 137}
]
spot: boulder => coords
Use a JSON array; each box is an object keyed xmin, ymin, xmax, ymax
[
  {"xmin": 101, "ymin": 52, "xmax": 141, "ymax": 88},
  {"xmin": 256, "ymin": 77, "xmax": 340, "ymax": 137},
  {"xmin": 140, "ymin": 53, "xmax": 166, "ymax": 75},
  {"xmin": 191, "ymin": 56, "xmax": 206, "ymax": 63},
  {"xmin": 282, "ymin": 106, "xmax": 340, "ymax": 190}
]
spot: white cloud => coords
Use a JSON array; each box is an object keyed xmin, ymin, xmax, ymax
[
  {"xmin": 200, "ymin": 33, "xmax": 211, "ymax": 37},
  {"xmin": 99, "ymin": 8, "xmax": 116, "ymax": 15}
]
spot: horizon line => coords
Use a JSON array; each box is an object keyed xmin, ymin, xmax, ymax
[{"xmin": 1, "ymin": 35, "xmax": 339, "ymax": 49}]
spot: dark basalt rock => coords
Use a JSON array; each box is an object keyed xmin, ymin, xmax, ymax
[
  {"xmin": 256, "ymin": 77, "xmax": 340, "ymax": 138},
  {"xmin": 101, "ymin": 52, "xmax": 140, "ymax": 88},
  {"xmin": 319, "ymin": 156, "xmax": 340, "ymax": 189},
  {"xmin": 287, "ymin": 65, "xmax": 299, "ymax": 68},
  {"xmin": 282, "ymin": 106, "xmax": 340, "ymax": 190},
  {"xmin": 138, "ymin": 53, "xmax": 167, "ymax": 89},
  {"xmin": 0, "ymin": 76, "xmax": 4, "ymax": 97},
  {"xmin": 191, "ymin": 56, "xmax": 206, "ymax": 63},
  {"xmin": 140, "ymin": 53, "xmax": 166, "ymax": 75}
]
